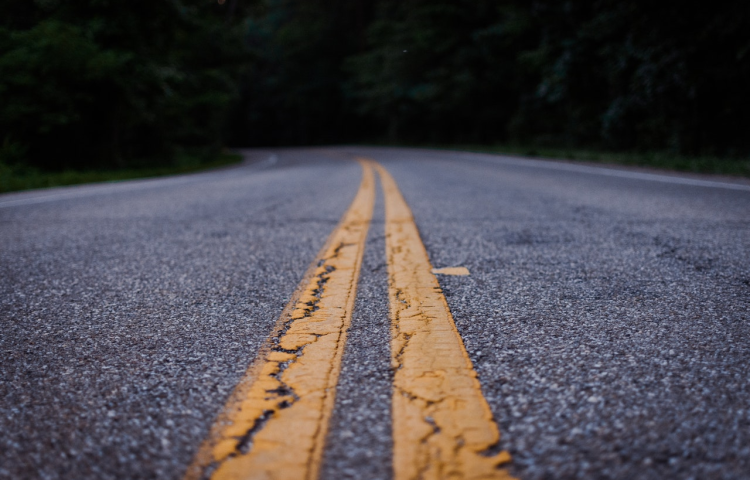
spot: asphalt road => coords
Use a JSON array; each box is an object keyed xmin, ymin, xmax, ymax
[{"xmin": 1, "ymin": 147, "xmax": 749, "ymax": 479}]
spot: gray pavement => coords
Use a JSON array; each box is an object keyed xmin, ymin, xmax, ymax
[
  {"xmin": 2, "ymin": 147, "xmax": 749, "ymax": 479},
  {"xmin": 320, "ymin": 178, "xmax": 393, "ymax": 479},
  {"xmin": 0, "ymin": 150, "xmax": 360, "ymax": 479}
]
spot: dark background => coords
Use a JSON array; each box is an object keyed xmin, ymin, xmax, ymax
[{"xmin": 1, "ymin": 0, "xmax": 749, "ymax": 171}]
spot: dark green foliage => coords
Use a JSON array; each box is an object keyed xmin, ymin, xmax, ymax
[
  {"xmin": 505, "ymin": 1, "xmax": 750, "ymax": 155},
  {"xmin": 227, "ymin": 0, "xmax": 376, "ymax": 146},
  {"xmin": 0, "ymin": 0, "xmax": 250, "ymax": 170},
  {"xmin": 344, "ymin": 0, "xmax": 750, "ymax": 156},
  {"xmin": 346, "ymin": 1, "xmax": 517, "ymax": 143},
  {"xmin": 229, "ymin": 0, "xmax": 749, "ymax": 157},
  {"xmin": 2, "ymin": 0, "xmax": 749, "ymax": 174}
]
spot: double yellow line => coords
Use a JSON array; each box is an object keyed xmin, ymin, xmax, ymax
[{"xmin": 185, "ymin": 159, "xmax": 514, "ymax": 480}]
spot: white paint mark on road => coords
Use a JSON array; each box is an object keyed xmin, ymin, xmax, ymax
[{"xmin": 0, "ymin": 176, "xmax": 201, "ymax": 209}]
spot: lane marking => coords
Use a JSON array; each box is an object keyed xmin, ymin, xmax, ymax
[
  {"xmin": 456, "ymin": 152, "xmax": 750, "ymax": 192},
  {"xmin": 185, "ymin": 160, "xmax": 375, "ymax": 480},
  {"xmin": 373, "ymin": 161, "xmax": 515, "ymax": 480},
  {"xmin": 432, "ymin": 267, "xmax": 471, "ymax": 276},
  {"xmin": 0, "ymin": 175, "xmax": 202, "ymax": 208}
]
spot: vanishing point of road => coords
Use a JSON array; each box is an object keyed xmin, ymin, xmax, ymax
[{"xmin": 1, "ymin": 147, "xmax": 749, "ymax": 480}]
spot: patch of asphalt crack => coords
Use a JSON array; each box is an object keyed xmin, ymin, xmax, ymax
[
  {"xmin": 393, "ymin": 332, "xmax": 412, "ymax": 372},
  {"xmin": 390, "ymin": 278, "xmax": 508, "ymax": 475},
  {"xmin": 391, "ymin": 287, "xmax": 412, "ymax": 372},
  {"xmin": 391, "ymin": 284, "xmax": 449, "ymax": 459},
  {"xmin": 266, "ymin": 355, "xmax": 300, "ymax": 402},
  {"xmin": 200, "ymin": 461, "xmax": 219, "ymax": 480},
  {"xmin": 424, "ymin": 415, "xmax": 441, "ymax": 436},
  {"xmin": 480, "ymin": 439, "xmax": 506, "ymax": 457},
  {"xmin": 226, "ymin": 252, "xmax": 340, "ymax": 461},
  {"xmin": 303, "ymin": 242, "xmax": 360, "ymax": 476},
  {"xmin": 414, "ymin": 416, "xmax": 438, "ymax": 480},
  {"xmin": 236, "ymin": 410, "xmax": 275, "ymax": 455},
  {"xmin": 319, "ymin": 211, "xmax": 392, "ymax": 480},
  {"xmin": 199, "ymin": 408, "xmax": 278, "ymax": 480},
  {"xmin": 414, "ymin": 409, "xmax": 447, "ymax": 480}
]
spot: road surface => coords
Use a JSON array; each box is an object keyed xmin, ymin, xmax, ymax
[{"xmin": 1, "ymin": 147, "xmax": 749, "ymax": 479}]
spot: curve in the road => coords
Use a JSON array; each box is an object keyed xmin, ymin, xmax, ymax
[{"xmin": 187, "ymin": 158, "xmax": 517, "ymax": 480}]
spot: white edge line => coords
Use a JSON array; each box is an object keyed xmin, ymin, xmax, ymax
[
  {"xmin": 0, "ymin": 153, "xmax": 278, "ymax": 209},
  {"xmin": 457, "ymin": 152, "xmax": 750, "ymax": 192}
]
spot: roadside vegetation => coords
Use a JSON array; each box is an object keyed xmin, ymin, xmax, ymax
[
  {"xmin": 1, "ymin": 1, "xmax": 748, "ymax": 191},
  {"xmin": 0, "ymin": 153, "xmax": 242, "ymax": 194}
]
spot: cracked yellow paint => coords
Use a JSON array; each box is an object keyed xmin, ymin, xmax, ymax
[
  {"xmin": 374, "ymin": 162, "xmax": 515, "ymax": 480},
  {"xmin": 184, "ymin": 160, "xmax": 376, "ymax": 480},
  {"xmin": 432, "ymin": 267, "xmax": 471, "ymax": 276}
]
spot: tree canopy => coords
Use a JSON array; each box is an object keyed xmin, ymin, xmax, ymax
[{"xmin": 2, "ymin": 0, "xmax": 748, "ymax": 170}]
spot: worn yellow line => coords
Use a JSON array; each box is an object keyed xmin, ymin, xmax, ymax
[
  {"xmin": 432, "ymin": 267, "xmax": 471, "ymax": 276},
  {"xmin": 372, "ymin": 161, "xmax": 515, "ymax": 480},
  {"xmin": 184, "ymin": 160, "xmax": 376, "ymax": 480}
]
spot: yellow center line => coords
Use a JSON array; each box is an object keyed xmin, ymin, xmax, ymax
[
  {"xmin": 184, "ymin": 160, "xmax": 376, "ymax": 480},
  {"xmin": 372, "ymin": 160, "xmax": 515, "ymax": 480}
]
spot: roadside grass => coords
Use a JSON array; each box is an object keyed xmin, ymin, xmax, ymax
[
  {"xmin": 419, "ymin": 144, "xmax": 750, "ymax": 178},
  {"xmin": 0, "ymin": 153, "xmax": 243, "ymax": 194}
]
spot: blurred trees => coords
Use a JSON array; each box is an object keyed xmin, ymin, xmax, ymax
[
  {"xmin": 346, "ymin": 1, "xmax": 522, "ymax": 144},
  {"xmin": 227, "ymin": 0, "xmax": 376, "ymax": 146},
  {"xmin": 0, "ymin": 0, "xmax": 251, "ymax": 170},
  {"xmin": 2, "ymin": 0, "xmax": 748, "ymax": 170},
  {"xmin": 344, "ymin": 0, "xmax": 750, "ymax": 155},
  {"xmin": 235, "ymin": 0, "xmax": 750, "ymax": 156},
  {"xmin": 502, "ymin": 1, "xmax": 750, "ymax": 156}
]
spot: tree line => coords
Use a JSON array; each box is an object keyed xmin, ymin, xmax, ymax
[{"xmin": 2, "ymin": 0, "xmax": 748, "ymax": 171}]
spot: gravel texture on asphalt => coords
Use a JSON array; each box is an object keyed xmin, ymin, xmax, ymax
[
  {"xmin": 2, "ymin": 146, "xmax": 749, "ymax": 479},
  {"xmin": 0, "ymin": 150, "xmax": 360, "ymax": 479},
  {"xmin": 320, "ymin": 177, "xmax": 393, "ymax": 480},
  {"xmin": 355, "ymin": 147, "xmax": 750, "ymax": 480}
]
